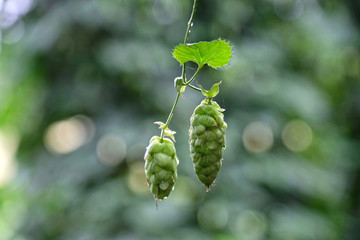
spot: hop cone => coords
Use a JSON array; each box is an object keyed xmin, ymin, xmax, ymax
[
  {"xmin": 189, "ymin": 99, "xmax": 227, "ymax": 189},
  {"xmin": 144, "ymin": 136, "xmax": 178, "ymax": 200}
]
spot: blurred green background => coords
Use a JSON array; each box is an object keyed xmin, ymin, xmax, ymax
[{"xmin": 1, "ymin": 0, "xmax": 360, "ymax": 239}]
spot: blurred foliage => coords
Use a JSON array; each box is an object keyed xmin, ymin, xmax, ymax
[{"xmin": 0, "ymin": 0, "xmax": 360, "ymax": 239}]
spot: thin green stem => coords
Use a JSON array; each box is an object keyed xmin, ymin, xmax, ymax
[
  {"xmin": 181, "ymin": 0, "xmax": 198, "ymax": 82},
  {"xmin": 188, "ymin": 84, "xmax": 202, "ymax": 92},
  {"xmin": 184, "ymin": 0, "xmax": 198, "ymax": 45},
  {"xmin": 160, "ymin": 0, "xmax": 198, "ymax": 141},
  {"xmin": 185, "ymin": 66, "xmax": 201, "ymax": 85},
  {"xmin": 160, "ymin": 93, "xmax": 180, "ymax": 140}
]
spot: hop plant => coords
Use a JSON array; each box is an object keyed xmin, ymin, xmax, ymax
[
  {"xmin": 143, "ymin": 0, "xmax": 233, "ymax": 205},
  {"xmin": 144, "ymin": 136, "xmax": 179, "ymax": 200},
  {"xmin": 189, "ymin": 99, "xmax": 227, "ymax": 189}
]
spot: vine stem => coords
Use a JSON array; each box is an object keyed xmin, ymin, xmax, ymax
[
  {"xmin": 160, "ymin": 93, "xmax": 180, "ymax": 140},
  {"xmin": 184, "ymin": 0, "xmax": 198, "ymax": 45},
  {"xmin": 160, "ymin": 0, "xmax": 198, "ymax": 141},
  {"xmin": 181, "ymin": 0, "xmax": 198, "ymax": 84}
]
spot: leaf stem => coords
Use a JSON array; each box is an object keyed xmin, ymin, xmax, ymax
[
  {"xmin": 188, "ymin": 84, "xmax": 202, "ymax": 92},
  {"xmin": 185, "ymin": 66, "xmax": 201, "ymax": 85},
  {"xmin": 160, "ymin": 0, "xmax": 198, "ymax": 141}
]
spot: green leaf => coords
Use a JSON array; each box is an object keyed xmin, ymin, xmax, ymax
[
  {"xmin": 164, "ymin": 129, "xmax": 176, "ymax": 142},
  {"xmin": 198, "ymin": 81, "xmax": 222, "ymax": 98},
  {"xmin": 154, "ymin": 121, "xmax": 176, "ymax": 142},
  {"xmin": 154, "ymin": 121, "xmax": 166, "ymax": 129},
  {"xmin": 172, "ymin": 39, "xmax": 233, "ymax": 69}
]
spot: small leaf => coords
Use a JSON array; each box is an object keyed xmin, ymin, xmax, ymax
[
  {"xmin": 154, "ymin": 121, "xmax": 176, "ymax": 142},
  {"xmin": 154, "ymin": 121, "xmax": 166, "ymax": 129},
  {"xmin": 198, "ymin": 81, "xmax": 222, "ymax": 98},
  {"xmin": 172, "ymin": 39, "xmax": 233, "ymax": 69},
  {"xmin": 164, "ymin": 129, "xmax": 176, "ymax": 142}
]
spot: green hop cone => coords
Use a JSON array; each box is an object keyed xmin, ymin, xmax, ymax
[
  {"xmin": 189, "ymin": 99, "xmax": 227, "ymax": 189},
  {"xmin": 144, "ymin": 136, "xmax": 179, "ymax": 200}
]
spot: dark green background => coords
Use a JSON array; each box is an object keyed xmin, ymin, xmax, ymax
[{"xmin": 0, "ymin": 0, "xmax": 360, "ymax": 239}]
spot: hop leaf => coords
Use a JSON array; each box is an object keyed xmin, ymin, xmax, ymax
[
  {"xmin": 198, "ymin": 81, "xmax": 222, "ymax": 99},
  {"xmin": 172, "ymin": 39, "xmax": 233, "ymax": 69}
]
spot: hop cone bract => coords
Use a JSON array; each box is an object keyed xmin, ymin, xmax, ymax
[
  {"xmin": 144, "ymin": 136, "xmax": 178, "ymax": 200},
  {"xmin": 189, "ymin": 99, "xmax": 227, "ymax": 188}
]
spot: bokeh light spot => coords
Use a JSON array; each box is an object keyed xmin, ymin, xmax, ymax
[
  {"xmin": 96, "ymin": 134, "xmax": 127, "ymax": 167},
  {"xmin": 0, "ymin": 131, "xmax": 18, "ymax": 187},
  {"xmin": 4, "ymin": 0, "xmax": 33, "ymax": 15},
  {"xmin": 282, "ymin": 120, "xmax": 313, "ymax": 152},
  {"xmin": 0, "ymin": 0, "xmax": 33, "ymax": 28},
  {"xmin": 243, "ymin": 121, "xmax": 274, "ymax": 153},
  {"xmin": 44, "ymin": 115, "xmax": 95, "ymax": 155},
  {"xmin": 126, "ymin": 162, "xmax": 148, "ymax": 195}
]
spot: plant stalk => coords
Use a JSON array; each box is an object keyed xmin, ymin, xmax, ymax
[
  {"xmin": 181, "ymin": 0, "xmax": 198, "ymax": 83},
  {"xmin": 160, "ymin": 0, "xmax": 198, "ymax": 141},
  {"xmin": 160, "ymin": 93, "xmax": 180, "ymax": 140}
]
